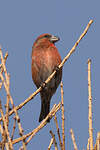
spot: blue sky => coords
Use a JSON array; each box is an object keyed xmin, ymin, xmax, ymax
[{"xmin": 0, "ymin": 0, "xmax": 100, "ymax": 149}]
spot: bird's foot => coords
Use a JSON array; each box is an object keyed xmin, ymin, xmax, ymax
[
  {"xmin": 47, "ymin": 117, "xmax": 51, "ymax": 123},
  {"xmin": 40, "ymin": 81, "xmax": 46, "ymax": 89},
  {"xmin": 55, "ymin": 66, "xmax": 60, "ymax": 72}
]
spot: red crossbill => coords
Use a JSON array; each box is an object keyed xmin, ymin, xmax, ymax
[{"xmin": 31, "ymin": 33, "xmax": 62, "ymax": 122}]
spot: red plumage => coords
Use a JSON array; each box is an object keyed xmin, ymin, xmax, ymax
[{"xmin": 31, "ymin": 33, "xmax": 62, "ymax": 122}]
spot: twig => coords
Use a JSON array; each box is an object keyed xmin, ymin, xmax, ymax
[
  {"xmin": 0, "ymin": 52, "xmax": 8, "ymax": 90},
  {"xmin": 87, "ymin": 59, "xmax": 93, "ymax": 150},
  {"xmin": 0, "ymin": 49, "xmax": 9, "ymax": 85},
  {"xmin": 0, "ymin": 51, "xmax": 8, "ymax": 73},
  {"xmin": 5, "ymin": 143, "xmax": 10, "ymax": 150},
  {"xmin": 0, "ymin": 100, "xmax": 13, "ymax": 150},
  {"xmin": 0, "ymin": 124, "xmax": 4, "ymax": 139},
  {"xmin": 54, "ymin": 115, "xmax": 63, "ymax": 149},
  {"xmin": 0, "ymin": 82, "xmax": 3, "ymax": 89},
  {"xmin": 13, "ymin": 102, "xmax": 61, "ymax": 145},
  {"xmin": 50, "ymin": 130, "xmax": 58, "ymax": 150},
  {"xmin": 48, "ymin": 138, "xmax": 54, "ymax": 150},
  {"xmin": 0, "ymin": 49, "xmax": 27, "ymax": 150},
  {"xmin": 0, "ymin": 50, "xmax": 10, "ymax": 149},
  {"xmin": 87, "ymin": 138, "xmax": 90, "ymax": 150},
  {"xmin": 11, "ymin": 116, "xmax": 16, "ymax": 140},
  {"xmin": 0, "ymin": 124, "xmax": 7, "ymax": 149},
  {"xmin": 0, "ymin": 72, "xmax": 27, "ymax": 150},
  {"xmin": 61, "ymin": 81, "xmax": 65, "ymax": 150},
  {"xmin": 25, "ymin": 103, "xmax": 61, "ymax": 146},
  {"xmin": 96, "ymin": 132, "xmax": 100, "ymax": 150},
  {"xmin": 0, "ymin": 20, "xmax": 93, "ymax": 121},
  {"xmin": 6, "ymin": 73, "xmax": 10, "ymax": 127},
  {"xmin": 94, "ymin": 132, "xmax": 100, "ymax": 150},
  {"xmin": 3, "ymin": 87, "xmax": 41, "ymax": 119},
  {"xmin": 70, "ymin": 128, "xmax": 78, "ymax": 150}
]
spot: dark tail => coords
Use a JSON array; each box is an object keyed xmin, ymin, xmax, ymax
[{"xmin": 39, "ymin": 94, "xmax": 51, "ymax": 122}]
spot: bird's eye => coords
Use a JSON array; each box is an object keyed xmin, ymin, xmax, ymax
[{"xmin": 44, "ymin": 35, "xmax": 51, "ymax": 38}]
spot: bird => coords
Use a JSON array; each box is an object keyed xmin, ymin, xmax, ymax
[{"xmin": 31, "ymin": 33, "xmax": 62, "ymax": 122}]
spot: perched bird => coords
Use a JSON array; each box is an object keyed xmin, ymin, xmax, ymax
[{"xmin": 31, "ymin": 33, "xmax": 62, "ymax": 122}]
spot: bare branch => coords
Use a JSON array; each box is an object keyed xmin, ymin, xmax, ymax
[
  {"xmin": 50, "ymin": 130, "xmax": 58, "ymax": 150},
  {"xmin": 54, "ymin": 115, "xmax": 63, "ymax": 149},
  {"xmin": 13, "ymin": 102, "xmax": 61, "ymax": 145},
  {"xmin": 0, "ymin": 100, "xmax": 13, "ymax": 150},
  {"xmin": 48, "ymin": 138, "xmax": 54, "ymax": 150},
  {"xmin": 87, "ymin": 138, "xmax": 90, "ymax": 150},
  {"xmin": 70, "ymin": 128, "xmax": 78, "ymax": 150},
  {"xmin": 87, "ymin": 59, "xmax": 93, "ymax": 150},
  {"xmin": 61, "ymin": 81, "xmax": 65, "ymax": 150}
]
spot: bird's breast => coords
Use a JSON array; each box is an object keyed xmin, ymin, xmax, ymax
[{"xmin": 31, "ymin": 46, "xmax": 62, "ymax": 88}]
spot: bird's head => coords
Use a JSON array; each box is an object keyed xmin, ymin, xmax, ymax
[{"xmin": 33, "ymin": 33, "xmax": 60, "ymax": 48}]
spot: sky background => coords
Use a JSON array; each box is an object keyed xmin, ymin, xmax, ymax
[{"xmin": 0, "ymin": 0, "xmax": 100, "ymax": 150}]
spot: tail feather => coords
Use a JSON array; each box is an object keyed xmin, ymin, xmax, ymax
[{"xmin": 39, "ymin": 94, "xmax": 51, "ymax": 122}]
